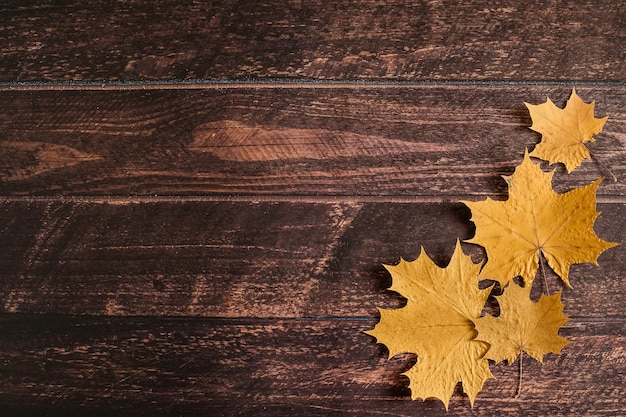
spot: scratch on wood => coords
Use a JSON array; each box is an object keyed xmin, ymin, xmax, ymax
[
  {"xmin": 188, "ymin": 275, "xmax": 210, "ymax": 316},
  {"xmin": 3, "ymin": 202, "xmax": 74, "ymax": 312},
  {"xmin": 105, "ymin": 297, "xmax": 124, "ymax": 316},
  {"xmin": 296, "ymin": 203, "xmax": 363, "ymax": 315},
  {"xmin": 312, "ymin": 203, "xmax": 362, "ymax": 276},
  {"xmin": 308, "ymin": 404, "xmax": 414, "ymax": 417}
]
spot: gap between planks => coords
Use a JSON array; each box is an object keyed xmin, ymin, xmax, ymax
[
  {"xmin": 1, "ymin": 79, "xmax": 626, "ymax": 92},
  {"xmin": 2, "ymin": 314, "xmax": 623, "ymax": 324},
  {"xmin": 0, "ymin": 195, "xmax": 625, "ymax": 204}
]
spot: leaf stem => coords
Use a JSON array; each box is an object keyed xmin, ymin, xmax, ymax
[
  {"xmin": 515, "ymin": 349, "xmax": 523, "ymax": 398},
  {"xmin": 589, "ymin": 150, "xmax": 618, "ymax": 183}
]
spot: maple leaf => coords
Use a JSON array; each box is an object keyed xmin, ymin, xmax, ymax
[
  {"xmin": 526, "ymin": 88, "xmax": 608, "ymax": 172},
  {"xmin": 473, "ymin": 282, "xmax": 570, "ymax": 365},
  {"xmin": 366, "ymin": 241, "xmax": 493, "ymax": 409},
  {"xmin": 462, "ymin": 151, "xmax": 617, "ymax": 288}
]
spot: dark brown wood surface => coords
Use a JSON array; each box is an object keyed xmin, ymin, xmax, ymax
[
  {"xmin": 0, "ymin": 200, "xmax": 624, "ymax": 319},
  {"xmin": 0, "ymin": 86, "xmax": 624, "ymax": 197},
  {"xmin": 0, "ymin": 315, "xmax": 623, "ymax": 416},
  {"xmin": 1, "ymin": 1, "xmax": 625, "ymax": 416},
  {"xmin": 1, "ymin": 0, "xmax": 626, "ymax": 82}
]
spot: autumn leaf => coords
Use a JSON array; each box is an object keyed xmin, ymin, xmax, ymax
[
  {"xmin": 366, "ymin": 241, "xmax": 493, "ymax": 409},
  {"xmin": 473, "ymin": 282, "xmax": 570, "ymax": 365},
  {"xmin": 462, "ymin": 151, "xmax": 617, "ymax": 288},
  {"xmin": 526, "ymin": 88, "xmax": 608, "ymax": 172}
]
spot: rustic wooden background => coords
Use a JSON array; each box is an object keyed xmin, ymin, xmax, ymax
[{"xmin": 1, "ymin": 1, "xmax": 624, "ymax": 415}]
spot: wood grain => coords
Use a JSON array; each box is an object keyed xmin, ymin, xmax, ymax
[
  {"xmin": 1, "ymin": 86, "xmax": 625, "ymax": 197},
  {"xmin": 1, "ymin": 200, "xmax": 622, "ymax": 319},
  {"xmin": 3, "ymin": 2, "xmax": 626, "ymax": 415},
  {"xmin": 0, "ymin": 315, "xmax": 623, "ymax": 416},
  {"xmin": 2, "ymin": 1, "xmax": 626, "ymax": 82}
]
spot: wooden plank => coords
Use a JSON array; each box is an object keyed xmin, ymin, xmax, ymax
[
  {"xmin": 0, "ymin": 314, "xmax": 623, "ymax": 416},
  {"xmin": 1, "ymin": 200, "xmax": 623, "ymax": 318},
  {"xmin": 1, "ymin": 86, "xmax": 625, "ymax": 197},
  {"xmin": 2, "ymin": 1, "xmax": 626, "ymax": 82}
]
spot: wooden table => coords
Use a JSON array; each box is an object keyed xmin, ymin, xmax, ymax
[{"xmin": 1, "ymin": 1, "xmax": 624, "ymax": 415}]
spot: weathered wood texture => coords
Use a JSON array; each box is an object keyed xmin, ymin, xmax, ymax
[
  {"xmin": 2, "ymin": 1, "xmax": 626, "ymax": 415},
  {"xmin": 1, "ymin": 86, "xmax": 624, "ymax": 197},
  {"xmin": 0, "ymin": 200, "xmax": 623, "ymax": 319},
  {"xmin": 0, "ymin": 315, "xmax": 624, "ymax": 416},
  {"xmin": 1, "ymin": 0, "xmax": 625, "ymax": 82}
]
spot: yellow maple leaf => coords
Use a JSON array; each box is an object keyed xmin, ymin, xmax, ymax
[
  {"xmin": 525, "ymin": 88, "xmax": 608, "ymax": 172},
  {"xmin": 473, "ymin": 282, "xmax": 570, "ymax": 365},
  {"xmin": 462, "ymin": 151, "xmax": 617, "ymax": 288},
  {"xmin": 366, "ymin": 241, "xmax": 493, "ymax": 409}
]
